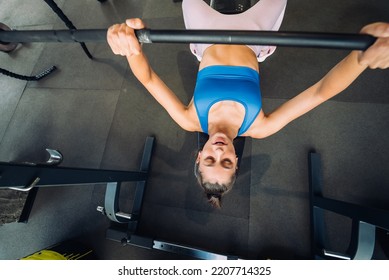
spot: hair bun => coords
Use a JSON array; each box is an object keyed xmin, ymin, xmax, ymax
[{"xmin": 206, "ymin": 193, "xmax": 221, "ymax": 200}]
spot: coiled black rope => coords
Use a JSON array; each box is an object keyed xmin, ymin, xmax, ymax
[{"xmin": 0, "ymin": 65, "xmax": 57, "ymax": 81}]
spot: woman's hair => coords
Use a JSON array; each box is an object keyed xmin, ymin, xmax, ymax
[{"xmin": 194, "ymin": 156, "xmax": 237, "ymax": 209}]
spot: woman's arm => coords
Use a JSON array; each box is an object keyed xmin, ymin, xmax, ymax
[
  {"xmin": 107, "ymin": 19, "xmax": 196, "ymax": 131},
  {"xmin": 259, "ymin": 51, "xmax": 366, "ymax": 137},
  {"xmin": 251, "ymin": 22, "xmax": 389, "ymax": 139}
]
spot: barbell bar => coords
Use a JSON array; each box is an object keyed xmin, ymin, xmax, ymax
[
  {"xmin": 0, "ymin": 27, "xmax": 376, "ymax": 51},
  {"xmin": 0, "ymin": 23, "xmax": 18, "ymax": 52}
]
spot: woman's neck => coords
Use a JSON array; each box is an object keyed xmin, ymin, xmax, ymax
[
  {"xmin": 208, "ymin": 122, "xmax": 239, "ymax": 140},
  {"xmin": 207, "ymin": 99, "xmax": 246, "ymax": 139}
]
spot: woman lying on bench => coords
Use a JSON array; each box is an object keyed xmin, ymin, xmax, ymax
[{"xmin": 107, "ymin": 0, "xmax": 389, "ymax": 208}]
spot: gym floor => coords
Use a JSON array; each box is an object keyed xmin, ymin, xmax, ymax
[{"xmin": 0, "ymin": 0, "xmax": 388, "ymax": 260}]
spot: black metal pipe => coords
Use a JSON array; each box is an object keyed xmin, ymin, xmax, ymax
[{"xmin": 0, "ymin": 28, "xmax": 376, "ymax": 50}]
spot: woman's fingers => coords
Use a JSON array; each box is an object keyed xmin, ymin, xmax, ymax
[
  {"xmin": 107, "ymin": 18, "xmax": 145, "ymax": 57},
  {"xmin": 126, "ymin": 18, "xmax": 145, "ymax": 29},
  {"xmin": 107, "ymin": 24, "xmax": 122, "ymax": 55},
  {"xmin": 358, "ymin": 22, "xmax": 389, "ymax": 69},
  {"xmin": 117, "ymin": 23, "xmax": 132, "ymax": 56},
  {"xmin": 360, "ymin": 22, "xmax": 389, "ymax": 37}
]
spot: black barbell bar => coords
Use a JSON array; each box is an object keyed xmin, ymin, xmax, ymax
[{"xmin": 0, "ymin": 28, "xmax": 376, "ymax": 50}]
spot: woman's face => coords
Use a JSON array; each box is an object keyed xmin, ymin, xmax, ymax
[{"xmin": 196, "ymin": 133, "xmax": 238, "ymax": 185}]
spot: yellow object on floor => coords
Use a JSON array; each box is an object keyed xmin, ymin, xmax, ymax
[{"xmin": 21, "ymin": 250, "xmax": 67, "ymax": 260}]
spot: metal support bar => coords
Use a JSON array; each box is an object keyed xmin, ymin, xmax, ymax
[
  {"xmin": 0, "ymin": 163, "xmax": 147, "ymax": 190},
  {"xmin": 105, "ymin": 227, "xmax": 238, "ymax": 260},
  {"xmin": 322, "ymin": 249, "xmax": 351, "ymax": 260},
  {"xmin": 351, "ymin": 221, "xmax": 376, "ymax": 260},
  {"xmin": 99, "ymin": 137, "xmax": 154, "ymax": 229},
  {"xmin": 0, "ymin": 138, "xmax": 153, "ymax": 226},
  {"xmin": 313, "ymin": 196, "xmax": 389, "ymax": 231},
  {"xmin": 308, "ymin": 152, "xmax": 387, "ymax": 260},
  {"xmin": 127, "ymin": 137, "xmax": 154, "ymax": 232},
  {"xmin": 17, "ymin": 188, "xmax": 39, "ymax": 223},
  {"xmin": 8, "ymin": 177, "xmax": 40, "ymax": 192},
  {"xmin": 0, "ymin": 29, "xmax": 376, "ymax": 50},
  {"xmin": 8, "ymin": 148, "xmax": 62, "ymax": 223},
  {"xmin": 103, "ymin": 182, "xmax": 129, "ymax": 223},
  {"xmin": 132, "ymin": 137, "xmax": 154, "ymax": 214},
  {"xmin": 308, "ymin": 152, "xmax": 326, "ymax": 259},
  {"xmin": 153, "ymin": 241, "xmax": 233, "ymax": 260}
]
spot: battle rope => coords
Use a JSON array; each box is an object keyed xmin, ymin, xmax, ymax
[{"xmin": 0, "ymin": 65, "xmax": 57, "ymax": 81}]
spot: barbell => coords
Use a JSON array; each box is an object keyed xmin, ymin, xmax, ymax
[{"xmin": 0, "ymin": 24, "xmax": 376, "ymax": 52}]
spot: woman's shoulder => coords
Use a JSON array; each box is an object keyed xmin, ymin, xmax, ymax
[
  {"xmin": 241, "ymin": 110, "xmax": 273, "ymax": 139},
  {"xmin": 180, "ymin": 102, "xmax": 202, "ymax": 132}
]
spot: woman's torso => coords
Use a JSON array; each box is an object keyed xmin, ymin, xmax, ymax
[
  {"xmin": 187, "ymin": 45, "xmax": 266, "ymax": 136},
  {"xmin": 199, "ymin": 45, "xmax": 260, "ymax": 71}
]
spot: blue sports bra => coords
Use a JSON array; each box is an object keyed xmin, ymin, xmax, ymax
[{"xmin": 193, "ymin": 65, "xmax": 262, "ymax": 136}]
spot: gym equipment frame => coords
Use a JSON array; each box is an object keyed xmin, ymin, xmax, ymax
[
  {"xmin": 309, "ymin": 152, "xmax": 389, "ymax": 260},
  {"xmin": 0, "ymin": 137, "xmax": 238, "ymax": 259},
  {"xmin": 2, "ymin": 143, "xmax": 388, "ymax": 259},
  {"xmin": 0, "ymin": 137, "xmax": 154, "ymax": 224}
]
